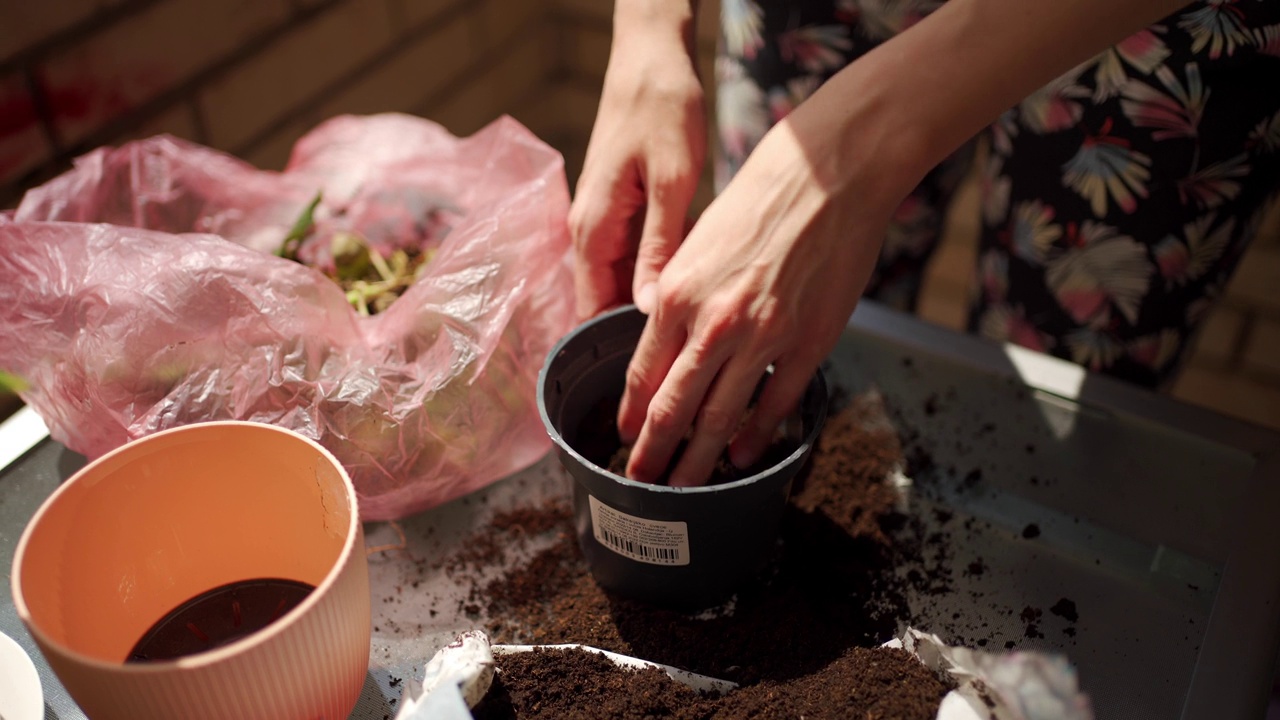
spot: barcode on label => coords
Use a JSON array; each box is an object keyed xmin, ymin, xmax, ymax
[
  {"xmin": 598, "ymin": 528, "xmax": 681, "ymax": 562},
  {"xmin": 588, "ymin": 495, "xmax": 691, "ymax": 566}
]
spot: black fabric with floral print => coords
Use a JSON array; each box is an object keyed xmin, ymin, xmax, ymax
[{"xmin": 716, "ymin": 0, "xmax": 1280, "ymax": 387}]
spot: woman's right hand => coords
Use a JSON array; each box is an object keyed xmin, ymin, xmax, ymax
[{"xmin": 568, "ymin": 0, "xmax": 706, "ymax": 321}]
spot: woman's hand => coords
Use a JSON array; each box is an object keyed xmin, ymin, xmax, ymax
[
  {"xmin": 568, "ymin": 1, "xmax": 706, "ymax": 320},
  {"xmin": 618, "ymin": 93, "xmax": 907, "ymax": 486},
  {"xmin": 608, "ymin": 0, "xmax": 1191, "ymax": 487}
]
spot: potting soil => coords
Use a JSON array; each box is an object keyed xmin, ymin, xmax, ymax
[
  {"xmin": 470, "ymin": 645, "xmax": 950, "ymax": 720},
  {"xmin": 432, "ymin": 392, "xmax": 984, "ymax": 717}
]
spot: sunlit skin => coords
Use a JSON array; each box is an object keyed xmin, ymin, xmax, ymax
[{"xmin": 571, "ymin": 0, "xmax": 1195, "ymax": 487}]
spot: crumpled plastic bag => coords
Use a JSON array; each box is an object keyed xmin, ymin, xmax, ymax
[
  {"xmin": 0, "ymin": 113, "xmax": 574, "ymax": 520},
  {"xmin": 891, "ymin": 629, "xmax": 1093, "ymax": 720}
]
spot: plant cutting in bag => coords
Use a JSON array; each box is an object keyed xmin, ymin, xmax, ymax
[{"xmin": 0, "ymin": 113, "xmax": 575, "ymax": 520}]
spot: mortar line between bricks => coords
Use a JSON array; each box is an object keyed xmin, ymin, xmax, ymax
[
  {"xmin": 412, "ymin": 1, "xmax": 563, "ymax": 119},
  {"xmin": 399, "ymin": 0, "xmax": 550, "ymax": 116},
  {"xmin": 384, "ymin": 0, "xmax": 408, "ymax": 38},
  {"xmin": 0, "ymin": 0, "xmax": 489, "ymax": 204},
  {"xmin": 233, "ymin": 0, "xmax": 479, "ymax": 159},
  {"xmin": 548, "ymin": 8, "xmax": 720, "ymax": 57},
  {"xmin": 405, "ymin": 18, "xmax": 558, "ymax": 128},
  {"xmin": 505, "ymin": 79, "xmax": 563, "ymax": 134},
  {"xmin": 75, "ymin": 0, "xmax": 355, "ymax": 149},
  {"xmin": 22, "ymin": 66, "xmax": 62, "ymax": 155},
  {"xmin": 187, "ymin": 97, "xmax": 212, "ymax": 146},
  {"xmin": 557, "ymin": 72, "xmax": 607, "ymax": 97},
  {"xmin": 546, "ymin": 13, "xmax": 571, "ymax": 88},
  {"xmin": 3, "ymin": 0, "xmax": 358, "ymax": 196},
  {"xmin": 0, "ymin": 0, "xmax": 162, "ymax": 77}
]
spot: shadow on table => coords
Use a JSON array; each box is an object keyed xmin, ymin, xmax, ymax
[
  {"xmin": 350, "ymin": 671, "xmax": 396, "ymax": 719},
  {"xmin": 601, "ymin": 503, "xmax": 903, "ymax": 686},
  {"xmin": 55, "ymin": 447, "xmax": 85, "ymax": 483}
]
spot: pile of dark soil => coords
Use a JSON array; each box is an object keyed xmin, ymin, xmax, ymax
[
  {"xmin": 466, "ymin": 393, "xmax": 917, "ymax": 685},
  {"xmin": 434, "ymin": 392, "xmax": 965, "ymax": 718},
  {"xmin": 471, "ymin": 647, "xmax": 708, "ymax": 720},
  {"xmin": 471, "ymin": 645, "xmax": 950, "ymax": 720}
]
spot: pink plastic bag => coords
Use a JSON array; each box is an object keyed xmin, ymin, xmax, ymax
[{"xmin": 0, "ymin": 114, "xmax": 574, "ymax": 520}]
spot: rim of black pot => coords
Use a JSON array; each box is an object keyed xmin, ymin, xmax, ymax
[{"xmin": 537, "ymin": 304, "xmax": 829, "ymax": 495}]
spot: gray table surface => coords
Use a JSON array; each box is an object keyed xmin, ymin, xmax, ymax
[{"xmin": 3, "ymin": 302, "xmax": 1279, "ymax": 719}]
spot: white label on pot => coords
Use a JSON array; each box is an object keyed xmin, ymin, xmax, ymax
[{"xmin": 588, "ymin": 496, "xmax": 690, "ymax": 566}]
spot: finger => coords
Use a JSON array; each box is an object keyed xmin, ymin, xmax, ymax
[
  {"xmin": 624, "ymin": 338, "xmax": 731, "ymax": 484},
  {"xmin": 633, "ymin": 169, "xmax": 697, "ymax": 315},
  {"xmin": 616, "ymin": 306, "xmax": 684, "ymax": 446},
  {"xmin": 570, "ymin": 178, "xmax": 644, "ymax": 321},
  {"xmin": 729, "ymin": 359, "xmax": 817, "ymax": 469},
  {"xmin": 572, "ymin": 252, "xmax": 630, "ymax": 322},
  {"xmin": 667, "ymin": 355, "xmax": 770, "ymax": 487}
]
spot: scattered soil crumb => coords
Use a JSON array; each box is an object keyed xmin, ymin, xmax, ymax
[{"xmin": 1050, "ymin": 598, "xmax": 1079, "ymax": 623}]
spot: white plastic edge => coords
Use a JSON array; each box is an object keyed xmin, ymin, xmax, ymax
[{"xmin": 0, "ymin": 406, "xmax": 49, "ymax": 473}]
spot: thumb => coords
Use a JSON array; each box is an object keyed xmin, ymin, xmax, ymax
[{"xmin": 633, "ymin": 172, "xmax": 697, "ymax": 314}]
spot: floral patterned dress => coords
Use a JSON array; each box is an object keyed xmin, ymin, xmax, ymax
[{"xmin": 716, "ymin": 0, "xmax": 1280, "ymax": 388}]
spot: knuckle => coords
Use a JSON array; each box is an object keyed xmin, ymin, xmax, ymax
[
  {"xmin": 623, "ymin": 361, "xmax": 656, "ymax": 396},
  {"xmin": 646, "ymin": 76, "xmax": 703, "ymax": 108},
  {"xmin": 698, "ymin": 405, "xmax": 737, "ymax": 437},
  {"xmin": 655, "ymin": 280, "xmax": 692, "ymax": 315},
  {"xmin": 648, "ymin": 166, "xmax": 696, "ymax": 198},
  {"xmin": 754, "ymin": 299, "xmax": 791, "ymax": 337},
  {"xmin": 685, "ymin": 333, "xmax": 720, "ymax": 366},
  {"xmin": 568, "ymin": 220, "xmax": 592, "ymax": 253},
  {"xmin": 702, "ymin": 300, "xmax": 747, "ymax": 340},
  {"xmin": 645, "ymin": 399, "xmax": 682, "ymax": 436},
  {"xmin": 567, "ymin": 202, "xmax": 588, "ymax": 238}
]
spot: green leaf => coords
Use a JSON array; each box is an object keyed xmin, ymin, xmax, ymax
[
  {"xmin": 276, "ymin": 191, "xmax": 323, "ymax": 260},
  {"xmin": 0, "ymin": 370, "xmax": 29, "ymax": 393}
]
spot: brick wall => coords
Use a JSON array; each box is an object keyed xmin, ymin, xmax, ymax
[
  {"xmin": 1, "ymin": 0, "xmax": 1276, "ymax": 431},
  {"xmin": 0, "ymin": 0, "xmax": 561, "ymax": 204}
]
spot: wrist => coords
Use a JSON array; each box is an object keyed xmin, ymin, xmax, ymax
[
  {"xmin": 774, "ymin": 65, "xmax": 931, "ymax": 218},
  {"xmin": 612, "ymin": 0, "xmax": 698, "ymax": 58}
]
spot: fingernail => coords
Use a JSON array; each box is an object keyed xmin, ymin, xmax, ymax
[
  {"xmin": 626, "ymin": 461, "xmax": 651, "ymax": 484},
  {"xmin": 729, "ymin": 438, "xmax": 760, "ymax": 469},
  {"xmin": 635, "ymin": 282, "xmax": 656, "ymax": 315}
]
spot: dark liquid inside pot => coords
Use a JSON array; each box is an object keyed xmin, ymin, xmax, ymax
[{"xmin": 126, "ymin": 578, "xmax": 315, "ymax": 663}]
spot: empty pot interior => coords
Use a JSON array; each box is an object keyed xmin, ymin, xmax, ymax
[
  {"xmin": 16, "ymin": 423, "xmax": 353, "ymax": 663},
  {"xmin": 544, "ymin": 315, "xmax": 641, "ymax": 454}
]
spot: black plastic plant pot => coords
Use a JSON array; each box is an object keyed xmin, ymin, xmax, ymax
[{"xmin": 538, "ymin": 305, "xmax": 829, "ymax": 609}]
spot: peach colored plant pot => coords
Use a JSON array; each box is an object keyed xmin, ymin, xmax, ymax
[{"xmin": 11, "ymin": 422, "xmax": 371, "ymax": 720}]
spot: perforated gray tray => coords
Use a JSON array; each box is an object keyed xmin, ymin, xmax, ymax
[{"xmin": 3, "ymin": 302, "xmax": 1277, "ymax": 719}]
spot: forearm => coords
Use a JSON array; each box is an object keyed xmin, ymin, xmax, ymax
[{"xmin": 789, "ymin": 0, "xmax": 1192, "ymax": 204}]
